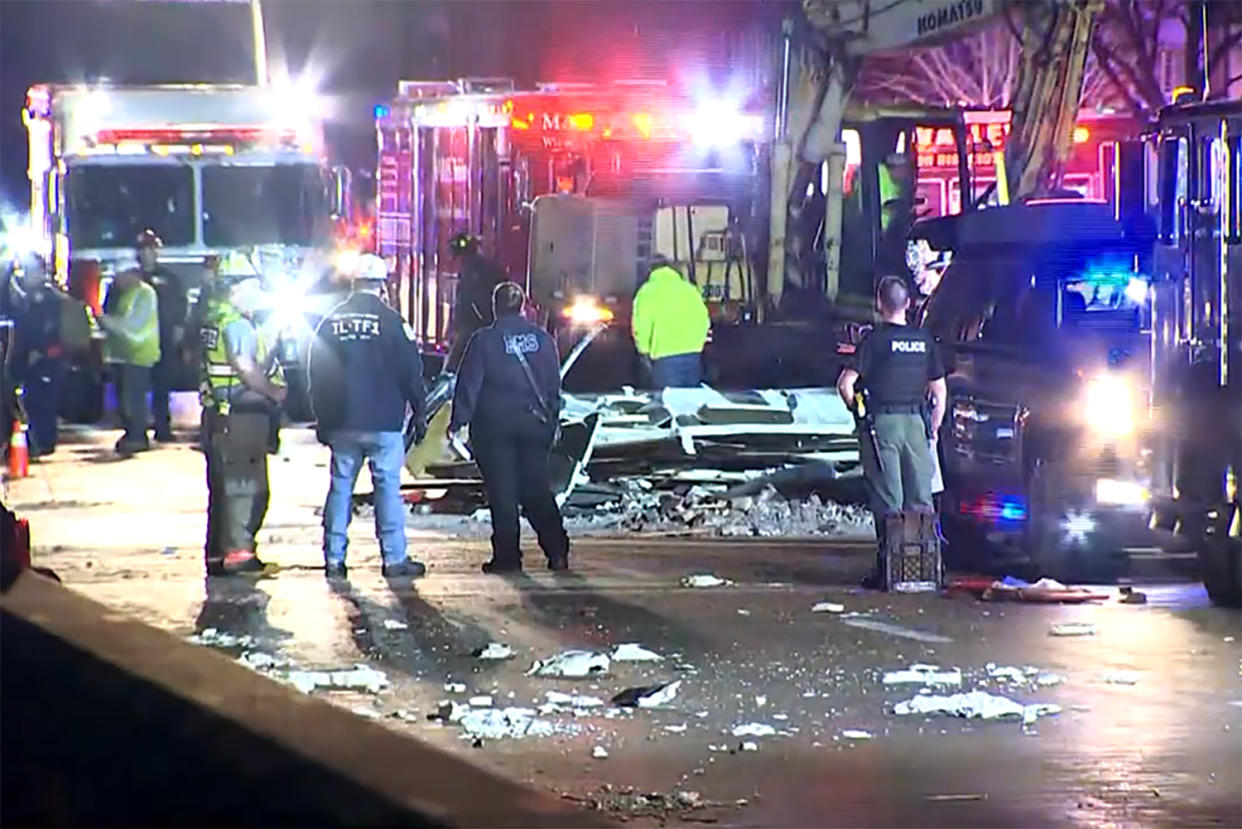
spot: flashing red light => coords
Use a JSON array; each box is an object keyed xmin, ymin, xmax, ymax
[
  {"xmin": 1072, "ymin": 126, "xmax": 1090, "ymax": 143},
  {"xmin": 566, "ymin": 112, "xmax": 594, "ymax": 131}
]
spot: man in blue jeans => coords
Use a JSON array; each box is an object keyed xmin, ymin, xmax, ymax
[{"xmin": 309, "ymin": 254, "xmax": 427, "ymax": 579}]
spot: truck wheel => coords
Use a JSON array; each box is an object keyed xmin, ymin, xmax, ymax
[{"xmin": 1200, "ymin": 535, "xmax": 1242, "ymax": 608}]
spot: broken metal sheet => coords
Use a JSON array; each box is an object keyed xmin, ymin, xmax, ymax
[
  {"xmin": 474, "ymin": 642, "xmax": 516, "ymax": 660},
  {"xmin": 882, "ymin": 664, "xmax": 963, "ymax": 687},
  {"xmin": 285, "ymin": 664, "xmax": 389, "ymax": 695},
  {"xmin": 840, "ymin": 618, "xmax": 953, "ymax": 643},
  {"xmin": 560, "ymin": 323, "xmax": 610, "ymax": 380},
  {"xmin": 893, "ymin": 691, "xmax": 1063, "ymax": 726},
  {"xmin": 731, "ymin": 723, "xmax": 777, "ymax": 737},
  {"xmin": 611, "ymin": 681, "xmax": 682, "ymax": 708},
  {"xmin": 527, "ymin": 649, "xmax": 611, "ymax": 678},
  {"xmin": 551, "ymin": 413, "xmax": 602, "ymax": 507},
  {"xmin": 457, "ymin": 707, "xmax": 569, "ymax": 740},
  {"xmin": 545, "ymin": 691, "xmax": 606, "ymax": 709}
]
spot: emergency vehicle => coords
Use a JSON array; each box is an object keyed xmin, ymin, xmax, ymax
[{"xmin": 22, "ymin": 83, "xmax": 343, "ymax": 420}]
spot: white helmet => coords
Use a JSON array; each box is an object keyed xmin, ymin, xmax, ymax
[{"xmin": 355, "ymin": 253, "xmax": 388, "ymax": 282}]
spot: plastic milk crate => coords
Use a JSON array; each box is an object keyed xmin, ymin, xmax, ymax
[{"xmin": 884, "ymin": 511, "xmax": 943, "ymax": 593}]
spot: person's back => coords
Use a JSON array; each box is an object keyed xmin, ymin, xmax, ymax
[
  {"xmin": 457, "ymin": 314, "xmax": 559, "ymax": 437},
  {"xmin": 632, "ymin": 264, "xmax": 709, "ymax": 388}
]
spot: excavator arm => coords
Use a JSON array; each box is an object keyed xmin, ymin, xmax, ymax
[{"xmin": 776, "ymin": 0, "xmax": 1101, "ymax": 310}]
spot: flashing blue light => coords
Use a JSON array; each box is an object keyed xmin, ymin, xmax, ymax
[
  {"xmin": 374, "ymin": 104, "xmax": 389, "ymax": 119},
  {"xmin": 999, "ymin": 496, "xmax": 1028, "ymax": 522}
]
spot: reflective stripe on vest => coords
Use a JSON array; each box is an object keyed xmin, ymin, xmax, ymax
[{"xmin": 200, "ymin": 301, "xmax": 283, "ymax": 411}]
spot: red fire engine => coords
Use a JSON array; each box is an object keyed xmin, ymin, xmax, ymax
[{"xmin": 374, "ymin": 78, "xmax": 766, "ymax": 357}]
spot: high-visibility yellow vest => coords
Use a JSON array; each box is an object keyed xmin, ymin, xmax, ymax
[
  {"xmin": 104, "ymin": 281, "xmax": 160, "ymax": 367},
  {"xmin": 200, "ymin": 299, "xmax": 283, "ymax": 414}
]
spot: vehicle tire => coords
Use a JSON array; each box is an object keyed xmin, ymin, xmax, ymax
[{"xmin": 1200, "ymin": 534, "xmax": 1242, "ymax": 608}]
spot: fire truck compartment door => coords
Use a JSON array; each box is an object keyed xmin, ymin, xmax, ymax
[{"xmin": 528, "ymin": 195, "xmax": 639, "ymax": 303}]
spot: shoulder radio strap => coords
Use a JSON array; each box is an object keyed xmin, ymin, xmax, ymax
[{"xmin": 511, "ymin": 346, "xmax": 553, "ymax": 422}]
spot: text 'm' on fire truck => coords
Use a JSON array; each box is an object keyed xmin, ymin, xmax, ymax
[{"xmin": 23, "ymin": 83, "xmax": 345, "ymax": 420}]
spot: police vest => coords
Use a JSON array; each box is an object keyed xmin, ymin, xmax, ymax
[
  {"xmin": 103, "ymin": 281, "xmax": 160, "ymax": 368},
  {"xmin": 200, "ymin": 300, "xmax": 283, "ymax": 414},
  {"xmin": 863, "ymin": 327, "xmax": 933, "ymax": 409}
]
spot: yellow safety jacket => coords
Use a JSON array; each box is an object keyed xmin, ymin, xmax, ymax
[
  {"xmin": 103, "ymin": 281, "xmax": 160, "ymax": 367},
  {"xmin": 631, "ymin": 266, "xmax": 710, "ymax": 360},
  {"xmin": 200, "ymin": 299, "xmax": 283, "ymax": 415}
]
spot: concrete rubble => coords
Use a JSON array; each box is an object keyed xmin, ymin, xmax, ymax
[
  {"xmin": 527, "ymin": 649, "xmax": 611, "ymax": 678},
  {"xmin": 285, "ymin": 664, "xmax": 390, "ymax": 695},
  {"xmin": 893, "ymin": 691, "xmax": 1063, "ymax": 726},
  {"xmin": 882, "ymin": 664, "xmax": 963, "ymax": 687},
  {"xmin": 611, "ymin": 680, "xmax": 682, "ymax": 708}
]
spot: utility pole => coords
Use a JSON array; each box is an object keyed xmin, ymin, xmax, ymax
[{"xmin": 250, "ymin": 0, "xmax": 269, "ymax": 86}]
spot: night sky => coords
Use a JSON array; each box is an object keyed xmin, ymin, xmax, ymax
[{"xmin": 0, "ymin": 0, "xmax": 783, "ymax": 206}]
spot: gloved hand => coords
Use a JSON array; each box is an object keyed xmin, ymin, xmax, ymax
[{"xmin": 414, "ymin": 418, "xmax": 427, "ymax": 445}]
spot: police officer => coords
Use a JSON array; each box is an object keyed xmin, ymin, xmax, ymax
[
  {"xmin": 309, "ymin": 253, "xmax": 427, "ymax": 580},
  {"xmin": 836, "ymin": 276, "xmax": 946, "ymax": 590},
  {"xmin": 200, "ymin": 252, "xmax": 286, "ymax": 576},
  {"xmin": 98, "ymin": 258, "xmax": 160, "ymax": 456},
  {"xmin": 137, "ymin": 230, "xmax": 188, "ymax": 442},
  {"xmin": 446, "ymin": 232, "xmax": 507, "ymax": 370},
  {"xmin": 449, "ymin": 282, "xmax": 569, "ymax": 574}
]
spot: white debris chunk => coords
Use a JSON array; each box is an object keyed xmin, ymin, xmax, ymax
[
  {"xmin": 841, "ymin": 618, "xmax": 953, "ymax": 643},
  {"xmin": 755, "ymin": 695, "xmax": 768, "ymax": 707},
  {"xmin": 882, "ymin": 664, "xmax": 962, "ymax": 687},
  {"xmin": 893, "ymin": 691, "xmax": 1062, "ymax": 725},
  {"xmin": 545, "ymin": 691, "xmax": 605, "ymax": 708},
  {"xmin": 611, "ymin": 643, "xmax": 664, "ymax": 662},
  {"xmin": 445, "ymin": 682, "xmax": 467, "ymax": 694},
  {"xmin": 285, "ymin": 664, "xmax": 389, "ymax": 695},
  {"xmin": 592, "ymin": 745, "xmax": 610, "ymax": 759},
  {"xmin": 663, "ymin": 724, "xmax": 688, "ymax": 733},
  {"xmin": 737, "ymin": 609, "xmax": 752, "ymax": 616},
  {"xmin": 189, "ymin": 628, "xmax": 256, "ymax": 649},
  {"xmin": 350, "ymin": 706, "xmax": 382, "ymax": 719},
  {"xmin": 1049, "ymin": 622, "xmax": 1097, "ymax": 637},
  {"xmin": 1101, "ymin": 671, "xmax": 1140, "ymax": 685},
  {"xmin": 469, "ymin": 695, "xmax": 494, "ymax": 707},
  {"xmin": 638, "ymin": 680, "xmax": 682, "ymax": 709},
  {"xmin": 731, "ymin": 722, "xmax": 777, "ymax": 737},
  {"xmin": 681, "ymin": 573, "xmax": 732, "ymax": 588},
  {"xmin": 382, "ymin": 619, "xmax": 409, "ymax": 631},
  {"xmin": 811, "ymin": 602, "xmax": 846, "ymax": 614},
  {"xmin": 841, "ymin": 730, "xmax": 873, "ymax": 740},
  {"xmin": 985, "ymin": 664, "xmax": 1029, "ymax": 683},
  {"xmin": 457, "ymin": 707, "xmax": 565, "ymax": 740},
  {"xmin": 1036, "ymin": 673, "xmax": 1065, "ymax": 687},
  {"xmin": 527, "ymin": 649, "xmax": 611, "ymax": 678},
  {"xmin": 238, "ymin": 651, "xmax": 284, "ymax": 671},
  {"xmin": 740, "ymin": 741, "xmax": 759, "ymax": 752},
  {"xmin": 475, "ymin": 642, "xmax": 515, "ymax": 660}
]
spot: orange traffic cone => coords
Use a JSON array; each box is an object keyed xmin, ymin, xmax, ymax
[{"xmin": 8, "ymin": 421, "xmax": 29, "ymax": 479}]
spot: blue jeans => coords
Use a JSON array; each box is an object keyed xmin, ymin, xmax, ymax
[
  {"xmin": 323, "ymin": 430, "xmax": 407, "ymax": 566},
  {"xmin": 650, "ymin": 353, "xmax": 702, "ymax": 389}
]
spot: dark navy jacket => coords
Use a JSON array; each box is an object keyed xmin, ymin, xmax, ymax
[
  {"xmin": 450, "ymin": 313, "xmax": 559, "ymax": 435},
  {"xmin": 309, "ymin": 291, "xmax": 424, "ymax": 434}
]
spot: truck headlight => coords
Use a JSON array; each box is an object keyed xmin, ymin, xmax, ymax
[
  {"xmin": 1083, "ymin": 374, "xmax": 1135, "ymax": 438},
  {"xmin": 562, "ymin": 297, "xmax": 614, "ymax": 326}
]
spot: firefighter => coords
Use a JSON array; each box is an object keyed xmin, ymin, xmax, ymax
[
  {"xmin": 309, "ymin": 253, "xmax": 427, "ymax": 580},
  {"xmin": 200, "ymin": 252, "xmax": 286, "ymax": 576},
  {"xmin": 632, "ymin": 257, "xmax": 710, "ymax": 389},
  {"xmin": 98, "ymin": 258, "xmax": 160, "ymax": 456},
  {"xmin": 448, "ymin": 281, "xmax": 569, "ymax": 574},
  {"xmin": 137, "ymin": 230, "xmax": 188, "ymax": 442},
  {"xmin": 446, "ymin": 232, "xmax": 507, "ymax": 370},
  {"xmin": 835, "ymin": 276, "xmax": 947, "ymax": 590},
  {"xmin": 10, "ymin": 258, "xmax": 65, "ymax": 458}
]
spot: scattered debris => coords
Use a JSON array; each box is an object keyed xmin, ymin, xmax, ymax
[
  {"xmin": 882, "ymin": 664, "xmax": 963, "ymax": 687},
  {"xmin": 527, "ymin": 650, "xmax": 611, "ymax": 678},
  {"xmin": 382, "ymin": 619, "xmax": 409, "ymax": 631},
  {"xmin": 663, "ymin": 724, "xmax": 688, "ymax": 733},
  {"xmin": 474, "ymin": 642, "xmax": 516, "ymax": 660},
  {"xmin": 445, "ymin": 682, "xmax": 467, "ymax": 694},
  {"xmin": 841, "ymin": 617, "xmax": 953, "ymax": 643},
  {"xmin": 755, "ymin": 695, "xmax": 768, "ymax": 707},
  {"xmin": 286, "ymin": 665, "xmax": 389, "ymax": 695},
  {"xmin": 612, "ymin": 680, "xmax": 682, "ymax": 708},
  {"xmin": 893, "ymin": 691, "xmax": 1062, "ymax": 726},
  {"xmin": 925, "ymin": 794, "xmax": 987, "ymax": 802},
  {"xmin": 457, "ymin": 707, "xmax": 567, "ymax": 740},
  {"xmin": 188, "ymin": 627, "xmax": 256, "ymax": 649},
  {"xmin": 469, "ymin": 695, "xmax": 494, "ymax": 707},
  {"xmin": 737, "ymin": 609, "xmax": 752, "ymax": 616},
  {"xmin": 1036, "ymin": 673, "xmax": 1065, "ymax": 687},
  {"xmin": 681, "ymin": 573, "xmax": 732, "ymax": 588},
  {"xmin": 841, "ymin": 730, "xmax": 873, "ymax": 740},
  {"xmin": 563, "ymin": 785, "xmax": 742, "ymax": 819},
  {"xmin": 731, "ymin": 723, "xmax": 777, "ymax": 737},
  {"xmin": 1049, "ymin": 622, "xmax": 1097, "ymax": 637},
  {"xmin": 1100, "ymin": 671, "xmax": 1140, "ymax": 685},
  {"xmin": 812, "ymin": 601, "xmax": 846, "ymax": 613},
  {"xmin": 544, "ymin": 691, "xmax": 606, "ymax": 709},
  {"xmin": 611, "ymin": 643, "xmax": 664, "ymax": 662},
  {"xmin": 237, "ymin": 651, "xmax": 285, "ymax": 671},
  {"xmin": 592, "ymin": 745, "xmax": 610, "ymax": 759},
  {"xmin": 1118, "ymin": 586, "xmax": 1148, "ymax": 605},
  {"xmin": 740, "ymin": 741, "xmax": 760, "ymax": 752}
]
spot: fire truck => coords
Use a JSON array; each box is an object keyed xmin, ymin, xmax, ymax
[{"xmin": 23, "ymin": 83, "xmax": 344, "ymax": 421}]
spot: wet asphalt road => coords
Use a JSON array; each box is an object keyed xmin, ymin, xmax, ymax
[{"xmin": 7, "ymin": 429, "xmax": 1242, "ymax": 827}]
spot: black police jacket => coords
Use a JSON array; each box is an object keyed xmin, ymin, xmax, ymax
[
  {"xmin": 450, "ymin": 313, "xmax": 559, "ymax": 435},
  {"xmin": 309, "ymin": 291, "xmax": 424, "ymax": 434},
  {"xmin": 852, "ymin": 322, "xmax": 944, "ymax": 409}
]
